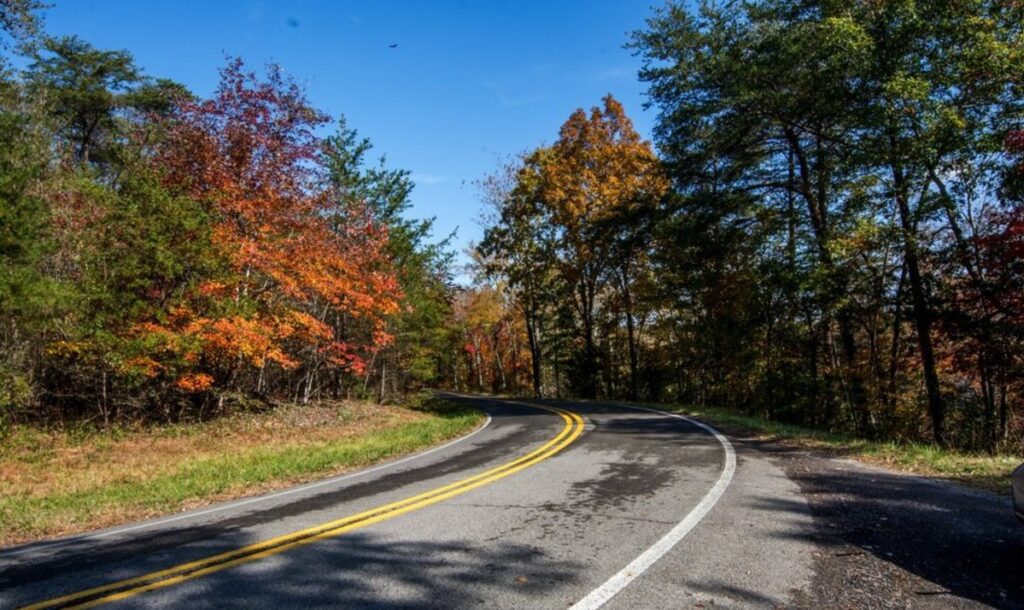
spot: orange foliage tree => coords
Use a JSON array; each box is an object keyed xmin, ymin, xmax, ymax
[{"xmin": 133, "ymin": 61, "xmax": 400, "ymax": 402}]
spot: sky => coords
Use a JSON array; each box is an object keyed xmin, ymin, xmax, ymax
[{"xmin": 37, "ymin": 0, "xmax": 662, "ymax": 279}]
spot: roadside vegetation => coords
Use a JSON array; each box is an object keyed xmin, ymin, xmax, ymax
[
  {"xmin": 656, "ymin": 404, "xmax": 1022, "ymax": 495},
  {"xmin": 0, "ymin": 2, "xmax": 464, "ymax": 431},
  {"xmin": 0, "ymin": 4, "xmax": 493, "ymax": 547},
  {"xmin": 0, "ymin": 395, "xmax": 482, "ymax": 546}
]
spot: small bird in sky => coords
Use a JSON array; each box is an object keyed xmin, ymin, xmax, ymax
[{"xmin": 388, "ymin": 43, "xmax": 398, "ymax": 49}]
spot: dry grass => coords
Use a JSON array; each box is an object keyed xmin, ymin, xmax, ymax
[
  {"xmin": 0, "ymin": 397, "xmax": 481, "ymax": 546},
  {"xmin": 2, "ymin": 402, "xmax": 416, "ymax": 497}
]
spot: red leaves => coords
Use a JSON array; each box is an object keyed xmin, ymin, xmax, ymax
[
  {"xmin": 974, "ymin": 208, "xmax": 1024, "ymax": 324},
  {"xmin": 128, "ymin": 60, "xmax": 403, "ymax": 393},
  {"xmin": 1007, "ymin": 130, "xmax": 1024, "ymax": 151}
]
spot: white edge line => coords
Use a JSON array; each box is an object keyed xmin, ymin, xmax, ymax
[
  {"xmin": 570, "ymin": 405, "xmax": 736, "ymax": 610},
  {"xmin": 2, "ymin": 412, "xmax": 493, "ymax": 559}
]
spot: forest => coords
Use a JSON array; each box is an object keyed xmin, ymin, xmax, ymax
[
  {"xmin": 2, "ymin": 0, "xmax": 1023, "ymax": 454},
  {"xmin": 473, "ymin": 0, "xmax": 1024, "ymax": 453}
]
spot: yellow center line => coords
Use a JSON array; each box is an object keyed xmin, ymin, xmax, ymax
[{"xmin": 22, "ymin": 403, "xmax": 585, "ymax": 610}]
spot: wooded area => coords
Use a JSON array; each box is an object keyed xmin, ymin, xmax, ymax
[
  {"xmin": 0, "ymin": 1, "xmax": 464, "ymax": 426},
  {"xmin": 3, "ymin": 0, "xmax": 1023, "ymax": 454},
  {"xmin": 474, "ymin": 0, "xmax": 1024, "ymax": 452}
]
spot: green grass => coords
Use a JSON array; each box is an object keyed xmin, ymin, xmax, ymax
[
  {"xmin": 0, "ymin": 397, "xmax": 482, "ymax": 545},
  {"xmin": 651, "ymin": 404, "xmax": 1021, "ymax": 495}
]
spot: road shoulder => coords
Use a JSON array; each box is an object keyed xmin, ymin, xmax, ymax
[
  {"xmin": 604, "ymin": 435, "xmax": 817, "ymax": 609},
  {"xmin": 736, "ymin": 434, "xmax": 1024, "ymax": 609}
]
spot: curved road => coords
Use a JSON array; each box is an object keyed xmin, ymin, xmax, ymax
[{"xmin": 2, "ymin": 394, "xmax": 1018, "ymax": 608}]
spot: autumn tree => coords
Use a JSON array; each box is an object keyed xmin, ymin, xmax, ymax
[
  {"xmin": 479, "ymin": 0, "xmax": 1024, "ymax": 452},
  {"xmin": 130, "ymin": 60, "xmax": 401, "ymax": 408},
  {"xmin": 1, "ymin": 17, "xmax": 456, "ymax": 426},
  {"xmin": 324, "ymin": 119, "xmax": 456, "ymax": 400},
  {"xmin": 533, "ymin": 96, "xmax": 666, "ymax": 397},
  {"xmin": 945, "ymin": 129, "xmax": 1024, "ymax": 448},
  {"xmin": 450, "ymin": 284, "xmax": 529, "ymax": 394},
  {"xmin": 478, "ymin": 155, "xmax": 559, "ymax": 397}
]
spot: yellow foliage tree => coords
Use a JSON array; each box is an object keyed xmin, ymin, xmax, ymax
[{"xmin": 534, "ymin": 95, "xmax": 667, "ymax": 397}]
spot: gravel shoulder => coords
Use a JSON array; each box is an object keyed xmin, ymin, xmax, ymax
[{"xmin": 721, "ymin": 431, "xmax": 1024, "ymax": 609}]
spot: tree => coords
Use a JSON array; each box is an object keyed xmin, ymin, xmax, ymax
[
  {"xmin": 479, "ymin": 98, "xmax": 667, "ymax": 399},
  {"xmin": 0, "ymin": 0, "xmax": 42, "ymax": 55},
  {"xmin": 323, "ymin": 118, "xmax": 456, "ymax": 399},
  {"xmin": 144, "ymin": 60, "xmax": 401, "ymax": 407},
  {"xmin": 537, "ymin": 95, "xmax": 667, "ymax": 397},
  {"xmin": 1, "ymin": 24, "xmax": 454, "ymax": 424},
  {"xmin": 478, "ymin": 154, "xmax": 559, "ymax": 397},
  {"xmin": 632, "ymin": 1, "xmax": 877, "ymax": 428},
  {"xmin": 629, "ymin": 0, "xmax": 1024, "ymax": 448},
  {"xmin": 25, "ymin": 36, "xmax": 189, "ymax": 166},
  {"xmin": 852, "ymin": 0, "xmax": 1023, "ymax": 445},
  {"xmin": 0, "ymin": 56, "xmax": 51, "ymax": 421}
]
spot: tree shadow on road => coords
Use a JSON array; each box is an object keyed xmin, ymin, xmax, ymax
[
  {"xmin": 742, "ymin": 438, "xmax": 1024, "ymax": 609},
  {"xmin": 151, "ymin": 532, "xmax": 583, "ymax": 608},
  {"xmin": 534, "ymin": 398, "xmax": 1024, "ymax": 608}
]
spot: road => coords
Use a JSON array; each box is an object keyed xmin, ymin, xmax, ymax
[{"xmin": 1, "ymin": 395, "xmax": 1021, "ymax": 609}]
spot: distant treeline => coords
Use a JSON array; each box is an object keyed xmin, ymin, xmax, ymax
[
  {"xmin": 473, "ymin": 0, "xmax": 1024, "ymax": 452},
  {"xmin": 0, "ymin": 3, "xmax": 466, "ymax": 426}
]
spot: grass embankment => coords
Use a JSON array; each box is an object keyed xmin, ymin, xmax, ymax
[
  {"xmin": 652, "ymin": 404, "xmax": 1021, "ymax": 495},
  {"xmin": 0, "ymin": 395, "xmax": 482, "ymax": 547}
]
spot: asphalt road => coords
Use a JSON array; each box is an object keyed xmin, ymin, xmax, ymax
[{"xmin": 1, "ymin": 395, "xmax": 1021, "ymax": 609}]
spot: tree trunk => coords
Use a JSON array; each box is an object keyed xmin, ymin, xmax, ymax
[
  {"xmin": 493, "ymin": 341, "xmax": 506, "ymax": 392},
  {"xmin": 892, "ymin": 159, "xmax": 946, "ymax": 446},
  {"xmin": 998, "ymin": 387, "xmax": 1008, "ymax": 447},
  {"xmin": 473, "ymin": 340, "xmax": 484, "ymax": 389},
  {"xmin": 524, "ymin": 310, "xmax": 543, "ymax": 397},
  {"xmin": 886, "ymin": 264, "xmax": 907, "ymax": 413},
  {"xmin": 784, "ymin": 127, "xmax": 870, "ymax": 429},
  {"xmin": 621, "ymin": 268, "xmax": 640, "ymax": 401},
  {"xmin": 452, "ymin": 347, "xmax": 461, "ymax": 391},
  {"xmin": 579, "ymin": 280, "xmax": 598, "ymax": 399},
  {"xmin": 838, "ymin": 310, "xmax": 872, "ymax": 437}
]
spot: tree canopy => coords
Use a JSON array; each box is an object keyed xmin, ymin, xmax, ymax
[{"xmin": 476, "ymin": 0, "xmax": 1024, "ymax": 452}]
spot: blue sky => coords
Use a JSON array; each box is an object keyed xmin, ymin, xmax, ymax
[{"xmin": 38, "ymin": 0, "xmax": 661, "ymax": 278}]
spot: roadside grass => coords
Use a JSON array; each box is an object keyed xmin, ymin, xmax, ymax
[
  {"xmin": 0, "ymin": 395, "xmax": 482, "ymax": 547},
  {"xmin": 645, "ymin": 403, "xmax": 1021, "ymax": 495}
]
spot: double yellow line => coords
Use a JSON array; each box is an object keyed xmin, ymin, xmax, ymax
[{"xmin": 23, "ymin": 403, "xmax": 584, "ymax": 610}]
